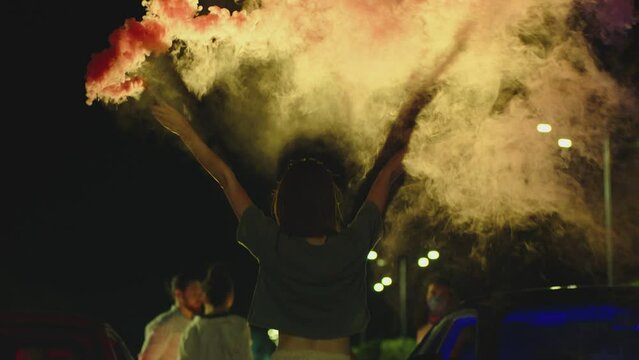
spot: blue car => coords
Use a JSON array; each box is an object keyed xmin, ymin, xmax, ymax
[{"xmin": 408, "ymin": 286, "xmax": 639, "ymax": 360}]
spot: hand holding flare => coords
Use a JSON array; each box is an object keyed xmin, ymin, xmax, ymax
[{"xmin": 151, "ymin": 103, "xmax": 194, "ymax": 137}]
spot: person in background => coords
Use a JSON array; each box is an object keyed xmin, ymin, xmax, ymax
[
  {"xmin": 139, "ymin": 271, "xmax": 204, "ymax": 360},
  {"xmin": 415, "ymin": 276, "xmax": 455, "ymax": 344},
  {"xmin": 150, "ymin": 79, "xmax": 436, "ymax": 359},
  {"xmin": 178, "ymin": 264, "xmax": 252, "ymax": 360}
]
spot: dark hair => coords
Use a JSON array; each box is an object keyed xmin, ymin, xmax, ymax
[
  {"xmin": 273, "ymin": 158, "xmax": 342, "ymax": 237},
  {"xmin": 167, "ymin": 270, "xmax": 202, "ymax": 298},
  {"xmin": 204, "ymin": 264, "xmax": 234, "ymax": 307},
  {"xmin": 426, "ymin": 275, "xmax": 452, "ymax": 289},
  {"xmin": 414, "ymin": 275, "xmax": 455, "ymax": 327}
]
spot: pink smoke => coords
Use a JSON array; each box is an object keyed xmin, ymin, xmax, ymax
[
  {"xmin": 596, "ymin": 0, "xmax": 636, "ymax": 44},
  {"xmin": 85, "ymin": 0, "xmax": 246, "ymax": 105},
  {"xmin": 577, "ymin": 0, "xmax": 636, "ymax": 45},
  {"xmin": 85, "ymin": 18, "xmax": 168, "ymax": 105}
]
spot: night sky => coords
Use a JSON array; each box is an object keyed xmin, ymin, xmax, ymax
[
  {"xmin": 4, "ymin": 0, "xmax": 638, "ymax": 355},
  {"xmin": 4, "ymin": 1, "xmax": 263, "ymax": 352}
]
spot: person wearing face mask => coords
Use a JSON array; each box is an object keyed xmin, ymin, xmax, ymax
[{"xmin": 415, "ymin": 276, "xmax": 455, "ymax": 344}]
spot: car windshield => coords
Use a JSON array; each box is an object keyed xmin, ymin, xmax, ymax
[{"xmin": 499, "ymin": 305, "xmax": 639, "ymax": 360}]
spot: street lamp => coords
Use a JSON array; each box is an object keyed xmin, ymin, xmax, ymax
[
  {"xmin": 417, "ymin": 257, "xmax": 430, "ymax": 267},
  {"xmin": 537, "ymin": 123, "xmax": 552, "ymax": 133},
  {"xmin": 372, "ymin": 251, "xmax": 443, "ymax": 338},
  {"xmin": 267, "ymin": 329, "xmax": 279, "ymax": 345},
  {"xmin": 558, "ymin": 138, "xmax": 573, "ymax": 148},
  {"xmin": 538, "ymin": 121, "xmax": 623, "ymax": 286}
]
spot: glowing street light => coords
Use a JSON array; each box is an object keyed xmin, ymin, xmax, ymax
[
  {"xmin": 373, "ymin": 283, "xmax": 384, "ymax": 292},
  {"xmin": 267, "ymin": 329, "xmax": 279, "ymax": 344},
  {"xmin": 427, "ymin": 250, "xmax": 440, "ymax": 260},
  {"xmin": 537, "ymin": 123, "xmax": 552, "ymax": 133},
  {"xmin": 367, "ymin": 250, "xmax": 378, "ymax": 260},
  {"xmin": 381, "ymin": 276, "xmax": 393, "ymax": 286},
  {"xmin": 558, "ymin": 138, "xmax": 572, "ymax": 148},
  {"xmin": 417, "ymin": 257, "xmax": 430, "ymax": 268}
]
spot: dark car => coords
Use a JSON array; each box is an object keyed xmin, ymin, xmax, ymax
[
  {"xmin": 0, "ymin": 312, "xmax": 135, "ymax": 360},
  {"xmin": 408, "ymin": 285, "xmax": 639, "ymax": 360}
]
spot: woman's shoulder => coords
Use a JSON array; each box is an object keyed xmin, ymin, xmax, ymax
[{"xmin": 239, "ymin": 204, "xmax": 279, "ymax": 229}]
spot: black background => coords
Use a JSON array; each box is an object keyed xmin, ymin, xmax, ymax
[{"xmin": 4, "ymin": 0, "xmax": 262, "ymax": 352}]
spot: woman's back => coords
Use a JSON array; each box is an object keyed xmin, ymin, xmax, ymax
[
  {"xmin": 237, "ymin": 201, "xmax": 382, "ymax": 340},
  {"xmin": 150, "ymin": 77, "xmax": 429, "ymax": 357}
]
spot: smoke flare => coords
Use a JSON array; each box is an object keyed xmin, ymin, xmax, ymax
[{"xmin": 86, "ymin": 0, "xmax": 638, "ymax": 281}]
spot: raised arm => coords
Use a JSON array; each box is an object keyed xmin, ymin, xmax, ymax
[
  {"xmin": 376, "ymin": 84, "xmax": 438, "ymax": 169},
  {"xmin": 151, "ymin": 103, "xmax": 252, "ymax": 219},
  {"xmin": 363, "ymin": 85, "xmax": 438, "ymax": 212},
  {"xmin": 366, "ymin": 147, "xmax": 406, "ymax": 212},
  {"xmin": 362, "ymin": 21, "xmax": 471, "ymax": 212}
]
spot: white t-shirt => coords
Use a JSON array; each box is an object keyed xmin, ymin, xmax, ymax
[
  {"xmin": 139, "ymin": 306, "xmax": 191, "ymax": 360},
  {"xmin": 178, "ymin": 313, "xmax": 252, "ymax": 360}
]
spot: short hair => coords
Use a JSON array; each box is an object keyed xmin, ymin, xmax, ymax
[
  {"xmin": 203, "ymin": 264, "xmax": 234, "ymax": 307},
  {"xmin": 167, "ymin": 270, "xmax": 201, "ymax": 298},
  {"xmin": 427, "ymin": 275, "xmax": 451, "ymax": 289},
  {"xmin": 273, "ymin": 158, "xmax": 342, "ymax": 237}
]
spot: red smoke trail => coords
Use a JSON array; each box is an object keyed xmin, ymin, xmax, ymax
[
  {"xmin": 85, "ymin": 0, "xmax": 246, "ymax": 105},
  {"xmin": 85, "ymin": 18, "xmax": 168, "ymax": 105}
]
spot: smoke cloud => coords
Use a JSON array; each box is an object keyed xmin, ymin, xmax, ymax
[{"xmin": 86, "ymin": 0, "xmax": 638, "ymax": 283}]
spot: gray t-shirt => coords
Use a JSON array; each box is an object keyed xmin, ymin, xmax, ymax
[{"xmin": 237, "ymin": 201, "xmax": 382, "ymax": 339}]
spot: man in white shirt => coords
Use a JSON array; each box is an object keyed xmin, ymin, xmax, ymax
[{"xmin": 139, "ymin": 272, "xmax": 204, "ymax": 360}]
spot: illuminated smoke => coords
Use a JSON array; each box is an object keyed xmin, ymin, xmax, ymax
[
  {"xmin": 85, "ymin": 0, "xmax": 246, "ymax": 105},
  {"xmin": 86, "ymin": 0, "xmax": 638, "ymax": 275},
  {"xmin": 85, "ymin": 18, "xmax": 168, "ymax": 105}
]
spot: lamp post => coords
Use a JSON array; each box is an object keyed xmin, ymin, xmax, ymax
[
  {"xmin": 603, "ymin": 135, "xmax": 613, "ymax": 286},
  {"xmin": 370, "ymin": 249, "xmax": 441, "ymax": 339},
  {"xmin": 542, "ymin": 123, "xmax": 621, "ymax": 286},
  {"xmin": 399, "ymin": 256, "xmax": 407, "ymax": 337}
]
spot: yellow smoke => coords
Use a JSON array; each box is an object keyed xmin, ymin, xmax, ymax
[{"xmin": 131, "ymin": 0, "xmax": 637, "ymax": 264}]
